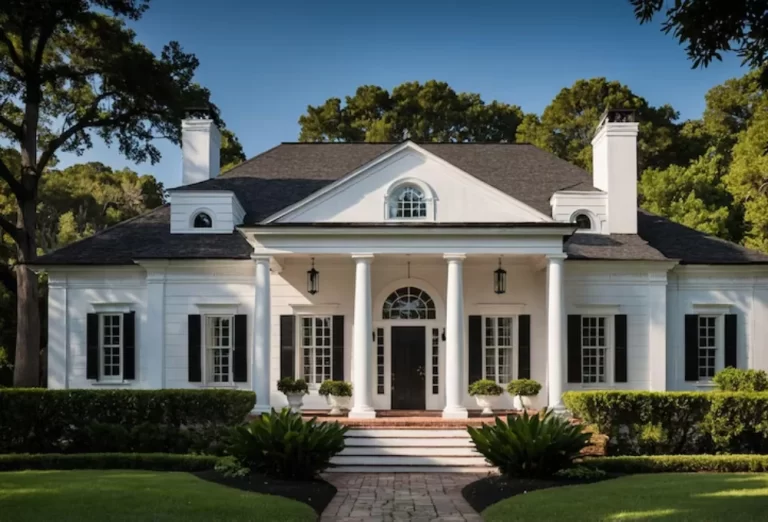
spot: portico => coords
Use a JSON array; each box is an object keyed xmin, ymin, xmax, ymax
[{"xmin": 245, "ymin": 223, "xmax": 574, "ymax": 418}]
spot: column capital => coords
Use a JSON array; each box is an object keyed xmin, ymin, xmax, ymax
[
  {"xmin": 351, "ymin": 253, "xmax": 375, "ymax": 262},
  {"xmin": 443, "ymin": 253, "xmax": 466, "ymax": 262},
  {"xmin": 546, "ymin": 253, "xmax": 568, "ymax": 262},
  {"xmin": 250, "ymin": 254, "xmax": 271, "ymax": 264}
]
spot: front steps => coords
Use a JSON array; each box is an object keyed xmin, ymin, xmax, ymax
[{"xmin": 328, "ymin": 428, "xmax": 495, "ymax": 473}]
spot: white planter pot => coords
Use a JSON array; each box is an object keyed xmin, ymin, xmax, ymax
[
  {"xmin": 326, "ymin": 395, "xmax": 351, "ymax": 416},
  {"xmin": 514, "ymin": 395, "xmax": 533, "ymax": 411},
  {"xmin": 474, "ymin": 395, "xmax": 497, "ymax": 415},
  {"xmin": 285, "ymin": 392, "xmax": 305, "ymax": 412}
]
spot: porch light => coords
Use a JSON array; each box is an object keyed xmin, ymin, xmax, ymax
[
  {"xmin": 307, "ymin": 257, "xmax": 319, "ymax": 295},
  {"xmin": 494, "ymin": 258, "xmax": 507, "ymax": 295}
]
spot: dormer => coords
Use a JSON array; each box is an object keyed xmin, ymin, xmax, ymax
[
  {"xmin": 550, "ymin": 191, "xmax": 608, "ymax": 234},
  {"xmin": 169, "ymin": 191, "xmax": 245, "ymax": 234}
]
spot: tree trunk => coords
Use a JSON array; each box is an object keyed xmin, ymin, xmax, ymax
[{"xmin": 13, "ymin": 195, "xmax": 40, "ymax": 387}]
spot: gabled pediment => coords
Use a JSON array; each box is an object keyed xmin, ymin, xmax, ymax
[{"xmin": 265, "ymin": 142, "xmax": 552, "ymax": 224}]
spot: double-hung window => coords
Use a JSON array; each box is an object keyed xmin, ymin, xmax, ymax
[
  {"xmin": 301, "ymin": 316, "xmax": 332, "ymax": 386},
  {"xmin": 581, "ymin": 316, "xmax": 610, "ymax": 384},
  {"xmin": 697, "ymin": 315, "xmax": 718, "ymax": 379},
  {"xmin": 99, "ymin": 313, "xmax": 123, "ymax": 380},
  {"xmin": 205, "ymin": 315, "xmax": 233, "ymax": 383},
  {"xmin": 483, "ymin": 316, "xmax": 515, "ymax": 384}
]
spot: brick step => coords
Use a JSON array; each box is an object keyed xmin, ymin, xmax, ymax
[
  {"xmin": 340, "ymin": 446, "xmax": 479, "ymax": 456},
  {"xmin": 330, "ymin": 455, "xmax": 490, "ymax": 467},
  {"xmin": 346, "ymin": 429, "xmax": 470, "ymax": 438},
  {"xmin": 345, "ymin": 437, "xmax": 475, "ymax": 447},
  {"xmin": 327, "ymin": 465, "xmax": 494, "ymax": 474}
]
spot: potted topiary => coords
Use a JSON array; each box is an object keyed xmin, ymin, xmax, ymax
[
  {"xmin": 468, "ymin": 379, "xmax": 504, "ymax": 415},
  {"xmin": 507, "ymin": 378, "xmax": 542, "ymax": 411},
  {"xmin": 319, "ymin": 380, "xmax": 353, "ymax": 415},
  {"xmin": 277, "ymin": 377, "xmax": 309, "ymax": 412}
]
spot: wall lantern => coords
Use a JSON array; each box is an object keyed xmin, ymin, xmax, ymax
[
  {"xmin": 307, "ymin": 257, "xmax": 319, "ymax": 295},
  {"xmin": 494, "ymin": 257, "xmax": 507, "ymax": 295}
]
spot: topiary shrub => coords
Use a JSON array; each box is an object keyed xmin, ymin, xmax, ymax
[
  {"xmin": 713, "ymin": 367, "xmax": 768, "ymax": 391},
  {"xmin": 468, "ymin": 410, "xmax": 591, "ymax": 478},
  {"xmin": 318, "ymin": 380, "xmax": 352, "ymax": 397},
  {"xmin": 277, "ymin": 377, "xmax": 309, "ymax": 396},
  {"xmin": 507, "ymin": 379, "xmax": 542, "ymax": 397},
  {"xmin": 0, "ymin": 389, "xmax": 254, "ymax": 454},
  {"xmin": 227, "ymin": 408, "xmax": 348, "ymax": 480},
  {"xmin": 468, "ymin": 379, "xmax": 504, "ymax": 396}
]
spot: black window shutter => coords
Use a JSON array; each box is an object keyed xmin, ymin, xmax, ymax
[
  {"xmin": 123, "ymin": 312, "xmax": 136, "ymax": 380},
  {"xmin": 518, "ymin": 315, "xmax": 531, "ymax": 380},
  {"xmin": 725, "ymin": 314, "xmax": 737, "ymax": 368},
  {"xmin": 567, "ymin": 315, "xmax": 582, "ymax": 383},
  {"xmin": 614, "ymin": 314, "xmax": 627, "ymax": 383},
  {"xmin": 280, "ymin": 315, "xmax": 295, "ymax": 379},
  {"xmin": 684, "ymin": 314, "xmax": 699, "ymax": 381},
  {"xmin": 188, "ymin": 315, "xmax": 202, "ymax": 382},
  {"xmin": 86, "ymin": 313, "xmax": 99, "ymax": 380},
  {"xmin": 233, "ymin": 315, "xmax": 248, "ymax": 382},
  {"xmin": 332, "ymin": 316, "xmax": 344, "ymax": 381},
  {"xmin": 468, "ymin": 315, "xmax": 482, "ymax": 384}
]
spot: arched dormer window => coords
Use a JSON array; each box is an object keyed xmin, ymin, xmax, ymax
[
  {"xmin": 193, "ymin": 212, "xmax": 213, "ymax": 228},
  {"xmin": 386, "ymin": 180, "xmax": 435, "ymax": 220},
  {"xmin": 570, "ymin": 209, "xmax": 597, "ymax": 232}
]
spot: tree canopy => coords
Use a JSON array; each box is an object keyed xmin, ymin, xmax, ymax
[{"xmin": 298, "ymin": 80, "xmax": 524, "ymax": 142}]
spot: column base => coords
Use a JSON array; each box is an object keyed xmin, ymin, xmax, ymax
[
  {"xmin": 442, "ymin": 406, "xmax": 469, "ymax": 419},
  {"xmin": 348, "ymin": 407, "xmax": 377, "ymax": 419},
  {"xmin": 250, "ymin": 404, "xmax": 271, "ymax": 415}
]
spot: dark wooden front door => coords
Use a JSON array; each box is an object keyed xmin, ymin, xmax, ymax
[{"xmin": 391, "ymin": 326, "xmax": 426, "ymax": 410}]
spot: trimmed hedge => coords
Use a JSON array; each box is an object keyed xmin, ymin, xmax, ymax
[
  {"xmin": 0, "ymin": 389, "xmax": 255, "ymax": 454},
  {"xmin": 0, "ymin": 453, "xmax": 218, "ymax": 472},
  {"xmin": 563, "ymin": 391, "xmax": 768, "ymax": 455},
  {"xmin": 587, "ymin": 455, "xmax": 768, "ymax": 473}
]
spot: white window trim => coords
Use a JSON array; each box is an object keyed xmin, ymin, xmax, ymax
[
  {"xmin": 383, "ymin": 178, "xmax": 437, "ymax": 222},
  {"xmin": 203, "ymin": 314, "xmax": 235, "ymax": 386},
  {"xmin": 695, "ymin": 314, "xmax": 725, "ymax": 385},
  {"xmin": 290, "ymin": 304, "xmax": 340, "ymax": 316},
  {"xmin": 482, "ymin": 315, "xmax": 518, "ymax": 385},
  {"xmin": 570, "ymin": 209, "xmax": 599, "ymax": 233},
  {"xmin": 580, "ymin": 315, "xmax": 615, "ymax": 388},
  {"xmin": 297, "ymin": 315, "xmax": 333, "ymax": 388},
  {"xmin": 190, "ymin": 208, "xmax": 216, "ymax": 229},
  {"xmin": 99, "ymin": 313, "xmax": 123, "ymax": 382}
]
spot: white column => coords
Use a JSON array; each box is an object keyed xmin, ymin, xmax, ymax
[
  {"xmin": 443, "ymin": 254, "xmax": 468, "ymax": 419},
  {"xmin": 252, "ymin": 255, "xmax": 272, "ymax": 414},
  {"xmin": 47, "ymin": 274, "xmax": 68, "ymax": 389},
  {"xmin": 648, "ymin": 271, "xmax": 668, "ymax": 391},
  {"xmin": 349, "ymin": 254, "xmax": 376, "ymax": 419},
  {"xmin": 145, "ymin": 263, "xmax": 167, "ymax": 388},
  {"xmin": 547, "ymin": 254, "xmax": 566, "ymax": 411}
]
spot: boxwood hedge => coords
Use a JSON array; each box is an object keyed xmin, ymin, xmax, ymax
[
  {"xmin": 587, "ymin": 454, "xmax": 768, "ymax": 473},
  {"xmin": 0, "ymin": 453, "xmax": 218, "ymax": 472}
]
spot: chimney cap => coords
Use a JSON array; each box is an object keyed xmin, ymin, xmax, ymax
[
  {"xmin": 596, "ymin": 108, "xmax": 636, "ymax": 130},
  {"xmin": 184, "ymin": 104, "xmax": 215, "ymax": 120}
]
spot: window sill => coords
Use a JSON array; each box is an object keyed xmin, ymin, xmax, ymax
[
  {"xmin": 579, "ymin": 383, "xmax": 617, "ymax": 390},
  {"xmin": 91, "ymin": 380, "xmax": 132, "ymax": 386},
  {"xmin": 197, "ymin": 383, "xmax": 244, "ymax": 389},
  {"xmin": 695, "ymin": 381, "xmax": 717, "ymax": 389}
]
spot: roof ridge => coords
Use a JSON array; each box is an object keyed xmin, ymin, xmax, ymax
[{"xmin": 277, "ymin": 141, "xmax": 534, "ymax": 145}]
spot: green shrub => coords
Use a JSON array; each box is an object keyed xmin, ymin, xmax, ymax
[
  {"xmin": 227, "ymin": 408, "xmax": 347, "ymax": 480},
  {"xmin": 468, "ymin": 379, "xmax": 504, "ymax": 396},
  {"xmin": 587, "ymin": 455, "xmax": 768, "ymax": 473},
  {"xmin": 277, "ymin": 377, "xmax": 309, "ymax": 395},
  {"xmin": 0, "ymin": 389, "xmax": 254, "ymax": 454},
  {"xmin": 553, "ymin": 465, "xmax": 607, "ymax": 480},
  {"xmin": 713, "ymin": 367, "xmax": 768, "ymax": 391},
  {"xmin": 467, "ymin": 410, "xmax": 591, "ymax": 478},
  {"xmin": 507, "ymin": 379, "xmax": 542, "ymax": 397},
  {"xmin": 0, "ymin": 453, "xmax": 218, "ymax": 472},
  {"xmin": 563, "ymin": 391, "xmax": 711, "ymax": 455},
  {"xmin": 703, "ymin": 392, "xmax": 768, "ymax": 453},
  {"xmin": 318, "ymin": 380, "xmax": 353, "ymax": 397}
]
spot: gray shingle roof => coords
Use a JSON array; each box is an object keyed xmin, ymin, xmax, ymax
[{"xmin": 34, "ymin": 142, "xmax": 768, "ymax": 266}]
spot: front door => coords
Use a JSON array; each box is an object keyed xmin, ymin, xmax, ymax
[{"xmin": 391, "ymin": 326, "xmax": 426, "ymax": 410}]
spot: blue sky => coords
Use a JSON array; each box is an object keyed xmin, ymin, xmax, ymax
[{"xmin": 58, "ymin": 0, "xmax": 746, "ymax": 188}]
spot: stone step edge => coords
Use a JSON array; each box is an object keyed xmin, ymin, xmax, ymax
[{"xmin": 326, "ymin": 466, "xmax": 496, "ymax": 473}]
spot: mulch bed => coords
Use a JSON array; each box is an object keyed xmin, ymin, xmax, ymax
[
  {"xmin": 461, "ymin": 474, "xmax": 615, "ymax": 513},
  {"xmin": 194, "ymin": 470, "xmax": 337, "ymax": 514}
]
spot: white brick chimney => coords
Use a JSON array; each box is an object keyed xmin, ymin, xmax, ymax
[
  {"xmin": 591, "ymin": 109, "xmax": 639, "ymax": 234},
  {"xmin": 182, "ymin": 118, "xmax": 221, "ymax": 186}
]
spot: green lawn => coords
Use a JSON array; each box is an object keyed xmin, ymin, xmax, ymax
[
  {"xmin": 483, "ymin": 473, "xmax": 768, "ymax": 522},
  {"xmin": 0, "ymin": 470, "xmax": 316, "ymax": 522}
]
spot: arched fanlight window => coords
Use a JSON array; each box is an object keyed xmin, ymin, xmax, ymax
[
  {"xmin": 573, "ymin": 213, "xmax": 592, "ymax": 230},
  {"xmin": 193, "ymin": 212, "xmax": 213, "ymax": 228},
  {"xmin": 388, "ymin": 185, "xmax": 427, "ymax": 219},
  {"xmin": 382, "ymin": 287, "xmax": 436, "ymax": 320}
]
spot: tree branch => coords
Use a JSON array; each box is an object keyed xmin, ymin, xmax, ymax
[
  {"xmin": 0, "ymin": 28, "xmax": 25, "ymax": 71},
  {"xmin": 0, "ymin": 100, "xmax": 23, "ymax": 141},
  {"xmin": 0, "ymin": 214, "xmax": 20, "ymax": 245},
  {"xmin": 0, "ymin": 156, "xmax": 25, "ymax": 200}
]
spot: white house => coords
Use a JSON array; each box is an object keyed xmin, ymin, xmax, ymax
[{"xmin": 39, "ymin": 110, "xmax": 768, "ymax": 418}]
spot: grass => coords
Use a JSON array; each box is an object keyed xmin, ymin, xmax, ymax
[
  {"xmin": 0, "ymin": 470, "xmax": 316, "ymax": 522},
  {"xmin": 483, "ymin": 473, "xmax": 768, "ymax": 522}
]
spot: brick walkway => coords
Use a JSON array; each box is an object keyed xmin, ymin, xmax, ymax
[{"xmin": 320, "ymin": 473, "xmax": 484, "ymax": 522}]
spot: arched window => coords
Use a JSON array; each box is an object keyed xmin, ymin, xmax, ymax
[
  {"xmin": 388, "ymin": 185, "xmax": 427, "ymax": 219},
  {"xmin": 382, "ymin": 287, "xmax": 436, "ymax": 320},
  {"xmin": 574, "ymin": 213, "xmax": 592, "ymax": 230},
  {"xmin": 193, "ymin": 212, "xmax": 213, "ymax": 228}
]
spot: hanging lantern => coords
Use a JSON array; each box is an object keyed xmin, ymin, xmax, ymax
[
  {"xmin": 494, "ymin": 257, "xmax": 507, "ymax": 295},
  {"xmin": 307, "ymin": 257, "xmax": 319, "ymax": 295}
]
